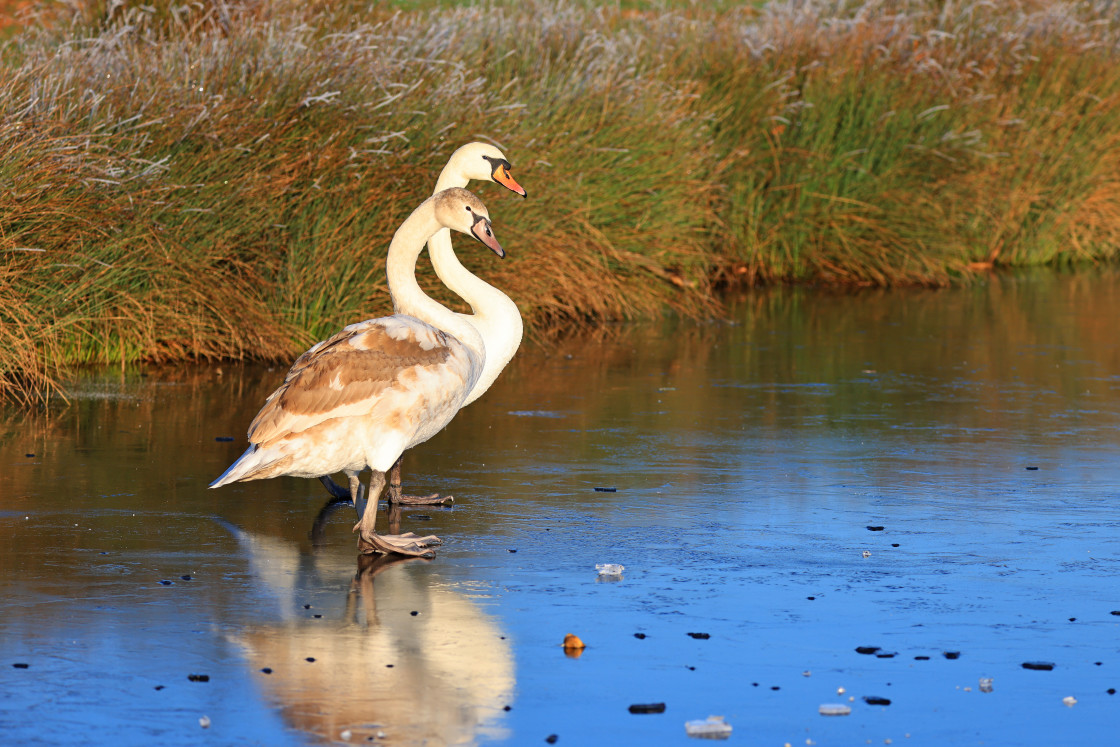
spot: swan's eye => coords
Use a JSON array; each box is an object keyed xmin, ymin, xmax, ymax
[{"xmin": 465, "ymin": 205, "xmax": 472, "ymax": 212}]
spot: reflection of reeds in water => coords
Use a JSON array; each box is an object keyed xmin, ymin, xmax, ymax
[
  {"xmin": 228, "ymin": 525, "xmax": 513, "ymax": 745},
  {"xmin": 3, "ymin": 268, "xmax": 1119, "ymax": 520}
]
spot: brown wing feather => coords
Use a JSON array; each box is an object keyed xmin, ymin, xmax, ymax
[{"xmin": 247, "ymin": 319, "xmax": 454, "ymax": 447}]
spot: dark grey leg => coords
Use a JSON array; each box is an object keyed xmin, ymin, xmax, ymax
[
  {"xmin": 387, "ymin": 455, "xmax": 453, "ymax": 506},
  {"xmin": 319, "ymin": 475, "xmax": 350, "ymax": 500}
]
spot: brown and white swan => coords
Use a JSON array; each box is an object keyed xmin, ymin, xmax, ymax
[
  {"xmin": 321, "ymin": 142, "xmax": 527, "ymax": 506},
  {"xmin": 209, "ymin": 188, "xmax": 505, "ymax": 557}
]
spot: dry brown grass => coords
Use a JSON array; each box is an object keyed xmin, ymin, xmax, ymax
[{"xmin": 4, "ymin": 0, "xmax": 1120, "ymax": 402}]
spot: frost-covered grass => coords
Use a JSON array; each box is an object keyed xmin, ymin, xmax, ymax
[{"xmin": 4, "ymin": 0, "xmax": 1120, "ymax": 402}]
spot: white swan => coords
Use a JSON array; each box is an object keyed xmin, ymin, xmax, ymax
[
  {"xmin": 430, "ymin": 142, "xmax": 526, "ymax": 405},
  {"xmin": 209, "ymin": 188, "xmax": 505, "ymax": 557},
  {"xmin": 383, "ymin": 142, "xmax": 527, "ymax": 503}
]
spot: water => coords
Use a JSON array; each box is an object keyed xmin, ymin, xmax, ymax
[{"xmin": 2, "ymin": 269, "xmax": 1119, "ymax": 746}]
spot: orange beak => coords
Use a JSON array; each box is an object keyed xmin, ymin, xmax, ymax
[{"xmin": 493, "ymin": 164, "xmax": 527, "ymax": 198}]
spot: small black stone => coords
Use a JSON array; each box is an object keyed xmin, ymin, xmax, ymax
[
  {"xmin": 215, "ymin": 436, "xmax": 235, "ymax": 442},
  {"xmin": 12, "ymin": 663, "xmax": 29, "ymax": 669},
  {"xmin": 891, "ymin": 543, "xmax": 900, "ymax": 547},
  {"xmin": 914, "ymin": 656, "xmax": 931, "ymax": 661},
  {"xmin": 687, "ymin": 632, "xmax": 710, "ymax": 640},
  {"xmin": 180, "ymin": 575, "xmax": 192, "ymax": 581},
  {"xmin": 594, "ymin": 487, "xmax": 617, "ymax": 493},
  {"xmin": 411, "ymin": 611, "xmax": 419, "ymax": 616},
  {"xmin": 1069, "ymin": 618, "xmax": 1076, "ymax": 622},
  {"xmin": 770, "ymin": 686, "xmax": 780, "ymax": 691},
  {"xmin": 1025, "ymin": 466, "xmax": 1039, "ymax": 470},
  {"xmin": 158, "ymin": 580, "xmax": 173, "ymax": 586},
  {"xmin": 1108, "ymin": 688, "xmax": 1116, "ymax": 695},
  {"xmin": 188, "ymin": 674, "xmax": 209, "ymax": 682},
  {"xmin": 866, "ymin": 526, "xmax": 885, "ymax": 531},
  {"xmin": 305, "ymin": 657, "xmax": 316, "ymax": 663},
  {"xmin": 1022, "ymin": 661, "xmax": 1055, "ymax": 671},
  {"xmin": 154, "ymin": 685, "xmax": 165, "ymax": 690},
  {"xmin": 386, "ymin": 664, "xmax": 394, "ymax": 668},
  {"xmin": 807, "ymin": 596, "xmax": 816, "ymax": 600},
  {"xmin": 313, "ymin": 614, "xmax": 322, "ymax": 619},
  {"xmin": 943, "ymin": 651, "xmax": 961, "ymax": 660},
  {"xmin": 855, "ymin": 646, "xmax": 881, "ymax": 655},
  {"xmin": 261, "ymin": 668, "xmax": 272, "ymax": 674},
  {"xmin": 686, "ymin": 666, "xmax": 695, "ymax": 671},
  {"xmin": 304, "ymin": 604, "xmax": 312, "ymax": 609},
  {"xmin": 1111, "ymin": 610, "xmax": 1120, "ymax": 616},
  {"xmin": 876, "ymin": 652, "xmax": 897, "ymax": 659},
  {"xmin": 545, "ymin": 736, "xmax": 558, "ymax": 745},
  {"xmin": 1096, "ymin": 662, "xmax": 1103, "ymax": 666},
  {"xmin": 628, "ymin": 703, "xmax": 666, "ymax": 714},
  {"xmin": 24, "ymin": 453, "xmax": 35, "ymax": 458},
  {"xmin": 508, "ymin": 549, "xmax": 518, "ymax": 553},
  {"xmin": 634, "ymin": 633, "xmax": 647, "ymax": 639},
  {"xmin": 503, "ymin": 705, "xmax": 512, "ymax": 712},
  {"xmin": 863, "ymin": 696, "xmax": 892, "ymax": 706}
]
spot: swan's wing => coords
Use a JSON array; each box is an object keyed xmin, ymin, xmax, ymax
[{"xmin": 247, "ymin": 316, "xmax": 469, "ymax": 448}]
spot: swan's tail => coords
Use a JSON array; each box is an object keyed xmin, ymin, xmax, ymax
[{"xmin": 209, "ymin": 444, "xmax": 288, "ymax": 488}]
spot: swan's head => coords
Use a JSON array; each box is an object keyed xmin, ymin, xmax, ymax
[
  {"xmin": 433, "ymin": 187, "xmax": 505, "ymax": 258},
  {"xmin": 445, "ymin": 142, "xmax": 527, "ymax": 198}
]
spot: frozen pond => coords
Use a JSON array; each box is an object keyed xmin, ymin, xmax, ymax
[{"xmin": 2, "ymin": 269, "xmax": 1119, "ymax": 745}]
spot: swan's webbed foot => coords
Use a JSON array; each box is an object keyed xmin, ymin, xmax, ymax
[
  {"xmin": 355, "ymin": 528, "xmax": 442, "ymax": 559},
  {"xmin": 388, "ymin": 490, "xmax": 454, "ymax": 506},
  {"xmin": 351, "ymin": 468, "xmax": 442, "ymax": 558},
  {"xmin": 387, "ymin": 458, "xmax": 454, "ymax": 505}
]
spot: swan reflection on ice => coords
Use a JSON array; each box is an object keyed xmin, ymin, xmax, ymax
[{"xmin": 224, "ymin": 504, "xmax": 514, "ymax": 745}]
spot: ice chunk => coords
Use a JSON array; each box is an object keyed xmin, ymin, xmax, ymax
[
  {"xmin": 819, "ymin": 703, "xmax": 852, "ymax": 716},
  {"xmin": 684, "ymin": 715, "xmax": 731, "ymax": 739},
  {"xmin": 596, "ymin": 563, "xmax": 624, "ymax": 577}
]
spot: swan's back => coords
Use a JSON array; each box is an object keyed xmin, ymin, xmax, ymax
[{"xmin": 211, "ymin": 315, "xmax": 481, "ymax": 486}]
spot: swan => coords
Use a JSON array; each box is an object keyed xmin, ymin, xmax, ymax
[
  {"xmin": 209, "ymin": 187, "xmax": 505, "ymax": 557},
  {"xmin": 322, "ymin": 142, "xmax": 528, "ymax": 506},
  {"xmin": 429, "ymin": 142, "xmax": 526, "ymax": 406},
  {"xmin": 388, "ymin": 142, "xmax": 527, "ymax": 503}
]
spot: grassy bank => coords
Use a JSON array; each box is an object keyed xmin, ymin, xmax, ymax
[{"xmin": 3, "ymin": 0, "xmax": 1120, "ymax": 403}]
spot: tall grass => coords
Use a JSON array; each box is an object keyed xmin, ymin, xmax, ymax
[{"xmin": 3, "ymin": 0, "xmax": 1120, "ymax": 403}]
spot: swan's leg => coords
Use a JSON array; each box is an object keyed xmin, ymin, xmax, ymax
[
  {"xmin": 319, "ymin": 475, "xmax": 351, "ymax": 500},
  {"xmin": 347, "ymin": 471, "xmax": 367, "ymax": 521},
  {"xmin": 387, "ymin": 456, "xmax": 454, "ymax": 506},
  {"xmin": 353, "ymin": 470, "xmax": 442, "ymax": 558}
]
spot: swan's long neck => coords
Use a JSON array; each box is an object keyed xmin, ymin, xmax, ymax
[
  {"xmin": 429, "ymin": 172, "xmax": 523, "ymax": 406},
  {"xmin": 387, "ymin": 198, "xmax": 483, "ymax": 358}
]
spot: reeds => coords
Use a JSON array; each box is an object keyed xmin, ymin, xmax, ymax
[{"xmin": 3, "ymin": 0, "xmax": 1120, "ymax": 403}]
